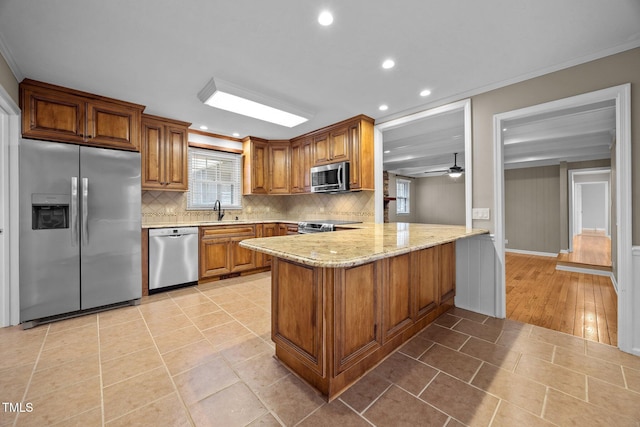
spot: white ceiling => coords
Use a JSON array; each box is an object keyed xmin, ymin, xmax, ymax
[{"xmin": 0, "ymin": 1, "xmax": 638, "ymax": 149}]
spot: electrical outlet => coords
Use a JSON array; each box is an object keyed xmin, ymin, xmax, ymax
[{"xmin": 472, "ymin": 208, "xmax": 490, "ymax": 220}]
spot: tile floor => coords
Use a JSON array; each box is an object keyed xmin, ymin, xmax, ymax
[{"xmin": 1, "ymin": 272, "xmax": 640, "ymax": 427}]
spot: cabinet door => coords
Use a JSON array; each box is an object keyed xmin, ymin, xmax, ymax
[
  {"xmin": 252, "ymin": 141, "xmax": 269, "ymax": 194},
  {"xmin": 260, "ymin": 224, "xmax": 278, "ymax": 266},
  {"xmin": 141, "ymin": 118, "xmax": 165, "ymax": 189},
  {"xmin": 290, "ymin": 142, "xmax": 302, "ymax": 193},
  {"xmin": 86, "ymin": 100, "xmax": 141, "ymax": 151},
  {"xmin": 329, "ymin": 126, "xmax": 349, "ymax": 162},
  {"xmin": 412, "ymin": 247, "xmax": 438, "ymax": 320},
  {"xmin": 164, "ymin": 124, "xmax": 188, "ymax": 190},
  {"xmin": 230, "ymin": 238, "xmax": 256, "ymax": 272},
  {"xmin": 301, "ymin": 140, "xmax": 313, "ymax": 192},
  {"xmin": 200, "ymin": 237, "xmax": 231, "ymax": 278},
  {"xmin": 21, "ymin": 85, "xmax": 86, "ymax": 144},
  {"xmin": 439, "ymin": 242, "xmax": 456, "ymax": 303},
  {"xmin": 268, "ymin": 143, "xmax": 290, "ymax": 194},
  {"xmin": 382, "ymin": 254, "xmax": 413, "ymax": 343},
  {"xmin": 348, "ymin": 122, "xmax": 361, "ymax": 189},
  {"xmin": 277, "ymin": 224, "xmax": 288, "ymax": 236},
  {"xmin": 334, "ymin": 262, "xmax": 381, "ymax": 373},
  {"xmin": 312, "ymin": 133, "xmax": 330, "ymax": 165}
]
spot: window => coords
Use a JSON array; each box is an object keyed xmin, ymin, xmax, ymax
[
  {"xmin": 396, "ymin": 179, "xmax": 410, "ymax": 214},
  {"xmin": 187, "ymin": 147, "xmax": 242, "ymax": 209}
]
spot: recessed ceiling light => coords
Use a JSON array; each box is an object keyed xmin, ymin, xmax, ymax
[
  {"xmin": 420, "ymin": 89, "xmax": 431, "ymax": 97},
  {"xmin": 384, "ymin": 150, "xmax": 391, "ymax": 154},
  {"xmin": 318, "ymin": 11, "xmax": 333, "ymax": 26},
  {"xmin": 199, "ymin": 125, "xmax": 208, "ymax": 130},
  {"xmin": 379, "ymin": 104, "xmax": 389, "ymax": 111},
  {"xmin": 232, "ymin": 132, "xmax": 240, "ymax": 137},
  {"xmin": 502, "ymin": 128, "xmax": 507, "ymax": 131},
  {"xmin": 382, "ymin": 59, "xmax": 395, "ymax": 69}
]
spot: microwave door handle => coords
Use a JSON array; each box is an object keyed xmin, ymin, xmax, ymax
[
  {"xmin": 70, "ymin": 177, "xmax": 78, "ymax": 246},
  {"xmin": 337, "ymin": 164, "xmax": 343, "ymax": 188},
  {"xmin": 81, "ymin": 177, "xmax": 89, "ymax": 246}
]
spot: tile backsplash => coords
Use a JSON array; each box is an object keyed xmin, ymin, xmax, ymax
[{"xmin": 141, "ymin": 191, "xmax": 375, "ymax": 225}]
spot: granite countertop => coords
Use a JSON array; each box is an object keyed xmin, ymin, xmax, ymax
[{"xmin": 239, "ymin": 223, "xmax": 489, "ymax": 268}]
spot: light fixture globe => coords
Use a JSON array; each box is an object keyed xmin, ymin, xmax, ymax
[{"xmin": 447, "ymin": 153, "xmax": 464, "ymax": 178}]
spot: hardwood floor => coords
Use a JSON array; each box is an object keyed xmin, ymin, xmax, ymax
[
  {"xmin": 556, "ymin": 230, "xmax": 611, "ymax": 270},
  {"xmin": 506, "ymin": 252, "xmax": 617, "ymax": 346}
]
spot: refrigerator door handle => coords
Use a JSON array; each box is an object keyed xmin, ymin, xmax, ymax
[
  {"xmin": 71, "ymin": 177, "xmax": 79, "ymax": 246},
  {"xmin": 82, "ymin": 177, "xmax": 89, "ymax": 246}
]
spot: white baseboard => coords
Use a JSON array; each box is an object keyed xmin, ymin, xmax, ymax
[
  {"xmin": 505, "ymin": 248, "xmax": 557, "ymax": 258},
  {"xmin": 555, "ymin": 264, "xmax": 613, "ymax": 278},
  {"xmin": 559, "ymin": 249, "xmax": 569, "ymax": 254}
]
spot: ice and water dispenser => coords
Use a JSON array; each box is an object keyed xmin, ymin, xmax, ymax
[{"xmin": 31, "ymin": 194, "xmax": 69, "ymax": 230}]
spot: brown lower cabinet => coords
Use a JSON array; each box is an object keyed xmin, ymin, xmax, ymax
[
  {"xmin": 199, "ymin": 225, "xmax": 257, "ymax": 279},
  {"xmin": 198, "ymin": 222, "xmax": 299, "ymax": 281},
  {"xmin": 271, "ymin": 242, "xmax": 455, "ymax": 400}
]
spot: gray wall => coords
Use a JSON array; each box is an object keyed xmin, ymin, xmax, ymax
[
  {"xmin": 415, "ymin": 175, "xmax": 465, "ymax": 225},
  {"xmin": 506, "ymin": 160, "xmax": 612, "ymax": 254},
  {"xmin": 581, "ymin": 183, "xmax": 607, "ymax": 231},
  {"xmin": 505, "ymin": 165, "xmax": 560, "ymax": 253}
]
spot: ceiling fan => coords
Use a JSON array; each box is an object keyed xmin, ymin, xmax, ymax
[{"xmin": 423, "ymin": 153, "xmax": 464, "ymax": 178}]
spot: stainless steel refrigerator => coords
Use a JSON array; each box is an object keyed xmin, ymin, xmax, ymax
[{"xmin": 19, "ymin": 138, "xmax": 142, "ymax": 325}]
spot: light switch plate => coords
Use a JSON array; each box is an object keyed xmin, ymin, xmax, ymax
[{"xmin": 472, "ymin": 208, "xmax": 490, "ymax": 220}]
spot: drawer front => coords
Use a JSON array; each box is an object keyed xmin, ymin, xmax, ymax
[{"xmin": 201, "ymin": 225, "xmax": 256, "ymax": 239}]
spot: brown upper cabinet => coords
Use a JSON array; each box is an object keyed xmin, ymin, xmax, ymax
[
  {"xmin": 268, "ymin": 141, "xmax": 291, "ymax": 194},
  {"xmin": 312, "ymin": 125, "xmax": 349, "ymax": 165},
  {"xmin": 242, "ymin": 137, "xmax": 269, "ymax": 195},
  {"xmin": 243, "ymin": 114, "xmax": 374, "ymax": 195},
  {"xmin": 290, "ymin": 137, "xmax": 312, "ymax": 193},
  {"xmin": 305, "ymin": 115, "xmax": 374, "ymax": 191},
  {"xmin": 20, "ymin": 79, "xmax": 144, "ymax": 151},
  {"xmin": 141, "ymin": 114, "xmax": 191, "ymax": 191}
]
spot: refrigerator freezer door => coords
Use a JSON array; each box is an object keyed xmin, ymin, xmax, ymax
[
  {"xmin": 80, "ymin": 146, "xmax": 142, "ymax": 309},
  {"xmin": 19, "ymin": 139, "xmax": 81, "ymax": 321}
]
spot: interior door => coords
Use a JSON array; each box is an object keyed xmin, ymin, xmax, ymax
[{"xmin": 80, "ymin": 146, "xmax": 141, "ymax": 309}]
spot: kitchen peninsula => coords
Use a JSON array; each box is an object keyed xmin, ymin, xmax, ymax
[{"xmin": 240, "ymin": 223, "xmax": 488, "ymax": 400}]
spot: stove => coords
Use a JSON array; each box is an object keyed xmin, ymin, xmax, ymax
[{"xmin": 297, "ymin": 220, "xmax": 361, "ymax": 234}]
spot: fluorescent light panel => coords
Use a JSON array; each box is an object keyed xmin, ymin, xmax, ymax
[{"xmin": 198, "ymin": 78, "xmax": 310, "ymax": 128}]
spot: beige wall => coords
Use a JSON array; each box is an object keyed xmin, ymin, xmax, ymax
[
  {"xmin": 0, "ymin": 51, "xmax": 18, "ymax": 104},
  {"xmin": 415, "ymin": 175, "xmax": 465, "ymax": 225},
  {"xmin": 471, "ymin": 47, "xmax": 640, "ymax": 245}
]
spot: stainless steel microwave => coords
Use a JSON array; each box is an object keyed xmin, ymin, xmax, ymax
[{"xmin": 310, "ymin": 161, "xmax": 349, "ymax": 193}]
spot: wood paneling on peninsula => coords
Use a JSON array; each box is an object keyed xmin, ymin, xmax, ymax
[{"xmin": 241, "ymin": 223, "xmax": 486, "ymax": 399}]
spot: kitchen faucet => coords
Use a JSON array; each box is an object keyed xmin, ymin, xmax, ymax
[{"xmin": 213, "ymin": 199, "xmax": 225, "ymax": 221}]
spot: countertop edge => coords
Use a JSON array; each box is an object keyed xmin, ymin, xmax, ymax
[{"xmin": 240, "ymin": 228, "xmax": 489, "ymax": 268}]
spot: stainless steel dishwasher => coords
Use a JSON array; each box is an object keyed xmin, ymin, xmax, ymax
[{"xmin": 149, "ymin": 227, "xmax": 199, "ymax": 292}]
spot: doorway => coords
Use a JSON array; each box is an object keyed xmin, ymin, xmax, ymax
[
  {"xmin": 0, "ymin": 86, "xmax": 20, "ymax": 327},
  {"xmin": 494, "ymin": 84, "xmax": 633, "ymax": 353},
  {"xmin": 563, "ymin": 168, "xmax": 612, "ymax": 270},
  {"xmin": 374, "ymin": 98, "xmax": 472, "ymax": 229}
]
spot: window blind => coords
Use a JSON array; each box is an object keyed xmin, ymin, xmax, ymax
[{"xmin": 187, "ymin": 147, "xmax": 242, "ymax": 210}]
